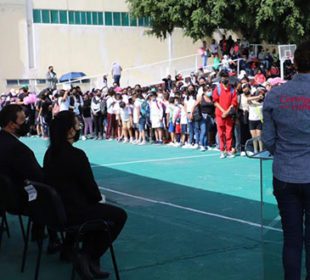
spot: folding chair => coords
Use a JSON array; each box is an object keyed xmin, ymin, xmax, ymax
[
  {"xmin": 24, "ymin": 180, "xmax": 121, "ymax": 280},
  {"xmin": 0, "ymin": 174, "xmax": 28, "ymax": 249}
]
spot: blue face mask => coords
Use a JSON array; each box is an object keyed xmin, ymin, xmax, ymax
[{"xmin": 206, "ymin": 91, "xmax": 212, "ymax": 97}]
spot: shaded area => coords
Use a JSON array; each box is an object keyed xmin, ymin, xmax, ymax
[{"xmin": 3, "ymin": 138, "xmax": 285, "ymax": 279}]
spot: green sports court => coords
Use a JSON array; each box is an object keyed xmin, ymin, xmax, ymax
[{"xmin": 0, "ymin": 138, "xmax": 286, "ymax": 280}]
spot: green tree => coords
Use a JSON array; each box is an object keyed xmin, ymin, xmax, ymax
[{"xmin": 127, "ymin": 0, "xmax": 310, "ymax": 43}]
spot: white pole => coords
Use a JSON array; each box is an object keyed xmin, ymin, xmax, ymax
[
  {"xmin": 168, "ymin": 33, "xmax": 172, "ymax": 75},
  {"xmin": 26, "ymin": 0, "xmax": 35, "ymax": 69},
  {"xmin": 280, "ymin": 59, "xmax": 284, "ymax": 80}
]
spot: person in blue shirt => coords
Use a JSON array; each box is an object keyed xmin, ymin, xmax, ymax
[{"xmin": 262, "ymin": 40, "xmax": 310, "ymax": 280}]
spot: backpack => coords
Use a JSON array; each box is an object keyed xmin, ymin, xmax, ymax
[
  {"xmin": 216, "ymin": 83, "xmax": 234, "ymax": 96},
  {"xmin": 140, "ymin": 100, "xmax": 150, "ymax": 118}
]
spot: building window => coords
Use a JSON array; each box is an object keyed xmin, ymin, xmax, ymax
[
  {"xmin": 59, "ymin": 10, "xmax": 67, "ymax": 24},
  {"xmin": 19, "ymin": 80, "xmax": 30, "ymax": 85},
  {"xmin": 138, "ymin": 17, "xmax": 144, "ymax": 27},
  {"xmin": 33, "ymin": 9, "xmax": 41, "ymax": 23},
  {"xmin": 51, "ymin": 10, "xmax": 59, "ymax": 24},
  {"xmin": 69, "ymin": 11, "xmax": 74, "ymax": 24},
  {"xmin": 121, "ymin": 12, "xmax": 129, "ymax": 26},
  {"xmin": 81, "ymin": 11, "xmax": 86, "ymax": 25},
  {"xmin": 36, "ymin": 79, "xmax": 46, "ymax": 84},
  {"xmin": 32, "ymin": 9, "xmax": 150, "ymax": 28},
  {"xmin": 92, "ymin": 12, "xmax": 98, "ymax": 25},
  {"xmin": 42, "ymin": 10, "xmax": 50, "ymax": 24},
  {"xmin": 105, "ymin": 12, "xmax": 113, "ymax": 26},
  {"xmin": 98, "ymin": 12, "xmax": 104, "ymax": 25},
  {"xmin": 86, "ymin": 12, "xmax": 92, "ymax": 25},
  {"xmin": 130, "ymin": 15, "xmax": 137, "ymax": 27},
  {"xmin": 6, "ymin": 80, "xmax": 19, "ymax": 86},
  {"xmin": 145, "ymin": 17, "xmax": 150, "ymax": 27},
  {"xmin": 113, "ymin": 12, "xmax": 121, "ymax": 26},
  {"xmin": 75, "ymin": 11, "xmax": 81, "ymax": 25}
]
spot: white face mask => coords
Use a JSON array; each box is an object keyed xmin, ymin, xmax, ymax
[{"xmin": 206, "ymin": 91, "xmax": 212, "ymax": 97}]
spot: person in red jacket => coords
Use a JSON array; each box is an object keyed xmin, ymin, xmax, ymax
[{"xmin": 213, "ymin": 71, "xmax": 238, "ymax": 158}]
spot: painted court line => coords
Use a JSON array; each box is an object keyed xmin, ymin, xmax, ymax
[
  {"xmin": 92, "ymin": 153, "xmax": 218, "ymax": 167},
  {"xmin": 99, "ymin": 187, "xmax": 282, "ymax": 233}
]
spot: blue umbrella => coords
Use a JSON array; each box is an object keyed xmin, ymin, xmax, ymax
[{"xmin": 59, "ymin": 72, "xmax": 86, "ymax": 82}]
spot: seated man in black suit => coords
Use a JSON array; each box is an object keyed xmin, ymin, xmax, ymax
[{"xmin": 0, "ymin": 104, "xmax": 60, "ymax": 252}]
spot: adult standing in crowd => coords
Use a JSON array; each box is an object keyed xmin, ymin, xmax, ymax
[
  {"xmin": 46, "ymin": 66, "xmax": 58, "ymax": 90},
  {"xmin": 262, "ymin": 40, "xmax": 310, "ymax": 280},
  {"xmin": 213, "ymin": 71, "xmax": 238, "ymax": 159},
  {"xmin": 44, "ymin": 111, "xmax": 127, "ymax": 280},
  {"xmin": 111, "ymin": 62, "xmax": 122, "ymax": 86}
]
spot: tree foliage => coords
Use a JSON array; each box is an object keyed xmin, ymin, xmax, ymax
[{"xmin": 127, "ymin": 0, "xmax": 310, "ymax": 43}]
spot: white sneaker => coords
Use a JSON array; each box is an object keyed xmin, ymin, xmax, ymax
[
  {"xmin": 81, "ymin": 136, "xmax": 86, "ymax": 141},
  {"xmin": 123, "ymin": 138, "xmax": 129, "ymax": 143},
  {"xmin": 240, "ymin": 151, "xmax": 246, "ymax": 157},
  {"xmin": 220, "ymin": 152, "xmax": 226, "ymax": 159},
  {"xmin": 174, "ymin": 142, "xmax": 181, "ymax": 147},
  {"xmin": 138, "ymin": 141, "xmax": 146, "ymax": 145},
  {"xmin": 182, "ymin": 143, "xmax": 190, "ymax": 149},
  {"xmin": 200, "ymin": 146, "xmax": 206, "ymax": 152},
  {"xmin": 226, "ymin": 152, "xmax": 235, "ymax": 159},
  {"xmin": 192, "ymin": 144, "xmax": 199, "ymax": 149},
  {"xmin": 167, "ymin": 142, "xmax": 175, "ymax": 146}
]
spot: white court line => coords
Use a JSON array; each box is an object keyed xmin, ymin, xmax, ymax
[
  {"xmin": 99, "ymin": 187, "xmax": 282, "ymax": 232},
  {"xmin": 92, "ymin": 153, "xmax": 218, "ymax": 167}
]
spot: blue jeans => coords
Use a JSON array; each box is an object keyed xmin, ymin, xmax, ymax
[
  {"xmin": 194, "ymin": 121, "xmax": 200, "ymax": 145},
  {"xmin": 234, "ymin": 121, "xmax": 241, "ymax": 152},
  {"xmin": 202, "ymin": 56, "xmax": 208, "ymax": 68},
  {"xmin": 273, "ymin": 177, "xmax": 310, "ymax": 280},
  {"xmin": 199, "ymin": 116, "xmax": 210, "ymax": 148},
  {"xmin": 188, "ymin": 121, "xmax": 195, "ymax": 145}
]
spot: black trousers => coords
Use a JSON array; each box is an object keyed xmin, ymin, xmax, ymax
[
  {"xmin": 65, "ymin": 203, "xmax": 127, "ymax": 259},
  {"xmin": 273, "ymin": 177, "xmax": 310, "ymax": 280},
  {"xmin": 93, "ymin": 114, "xmax": 104, "ymax": 138}
]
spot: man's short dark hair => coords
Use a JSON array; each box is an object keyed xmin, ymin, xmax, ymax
[
  {"xmin": 219, "ymin": 70, "xmax": 229, "ymax": 78},
  {"xmin": 0, "ymin": 104, "xmax": 24, "ymax": 128},
  {"xmin": 294, "ymin": 40, "xmax": 310, "ymax": 73}
]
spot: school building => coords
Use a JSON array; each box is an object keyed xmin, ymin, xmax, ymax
[{"xmin": 0, "ymin": 0, "xmax": 206, "ymax": 92}]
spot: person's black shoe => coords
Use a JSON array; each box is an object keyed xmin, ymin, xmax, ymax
[
  {"xmin": 31, "ymin": 231, "xmax": 48, "ymax": 242},
  {"xmin": 60, "ymin": 247, "xmax": 75, "ymax": 263},
  {"xmin": 47, "ymin": 239, "xmax": 62, "ymax": 255},
  {"xmin": 73, "ymin": 254, "xmax": 94, "ymax": 280},
  {"xmin": 89, "ymin": 259, "xmax": 110, "ymax": 279}
]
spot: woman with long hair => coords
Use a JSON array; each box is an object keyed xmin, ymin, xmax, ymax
[{"xmin": 44, "ymin": 110, "xmax": 127, "ymax": 280}]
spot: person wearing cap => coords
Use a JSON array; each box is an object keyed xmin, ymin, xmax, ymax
[{"xmin": 262, "ymin": 40, "xmax": 310, "ymax": 280}]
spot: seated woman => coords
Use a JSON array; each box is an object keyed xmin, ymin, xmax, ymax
[{"xmin": 43, "ymin": 110, "xmax": 127, "ymax": 280}]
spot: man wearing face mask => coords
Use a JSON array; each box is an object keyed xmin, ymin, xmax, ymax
[
  {"xmin": 0, "ymin": 104, "xmax": 43, "ymax": 201},
  {"xmin": 213, "ymin": 71, "xmax": 238, "ymax": 158},
  {"xmin": 0, "ymin": 104, "xmax": 61, "ymax": 251}
]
